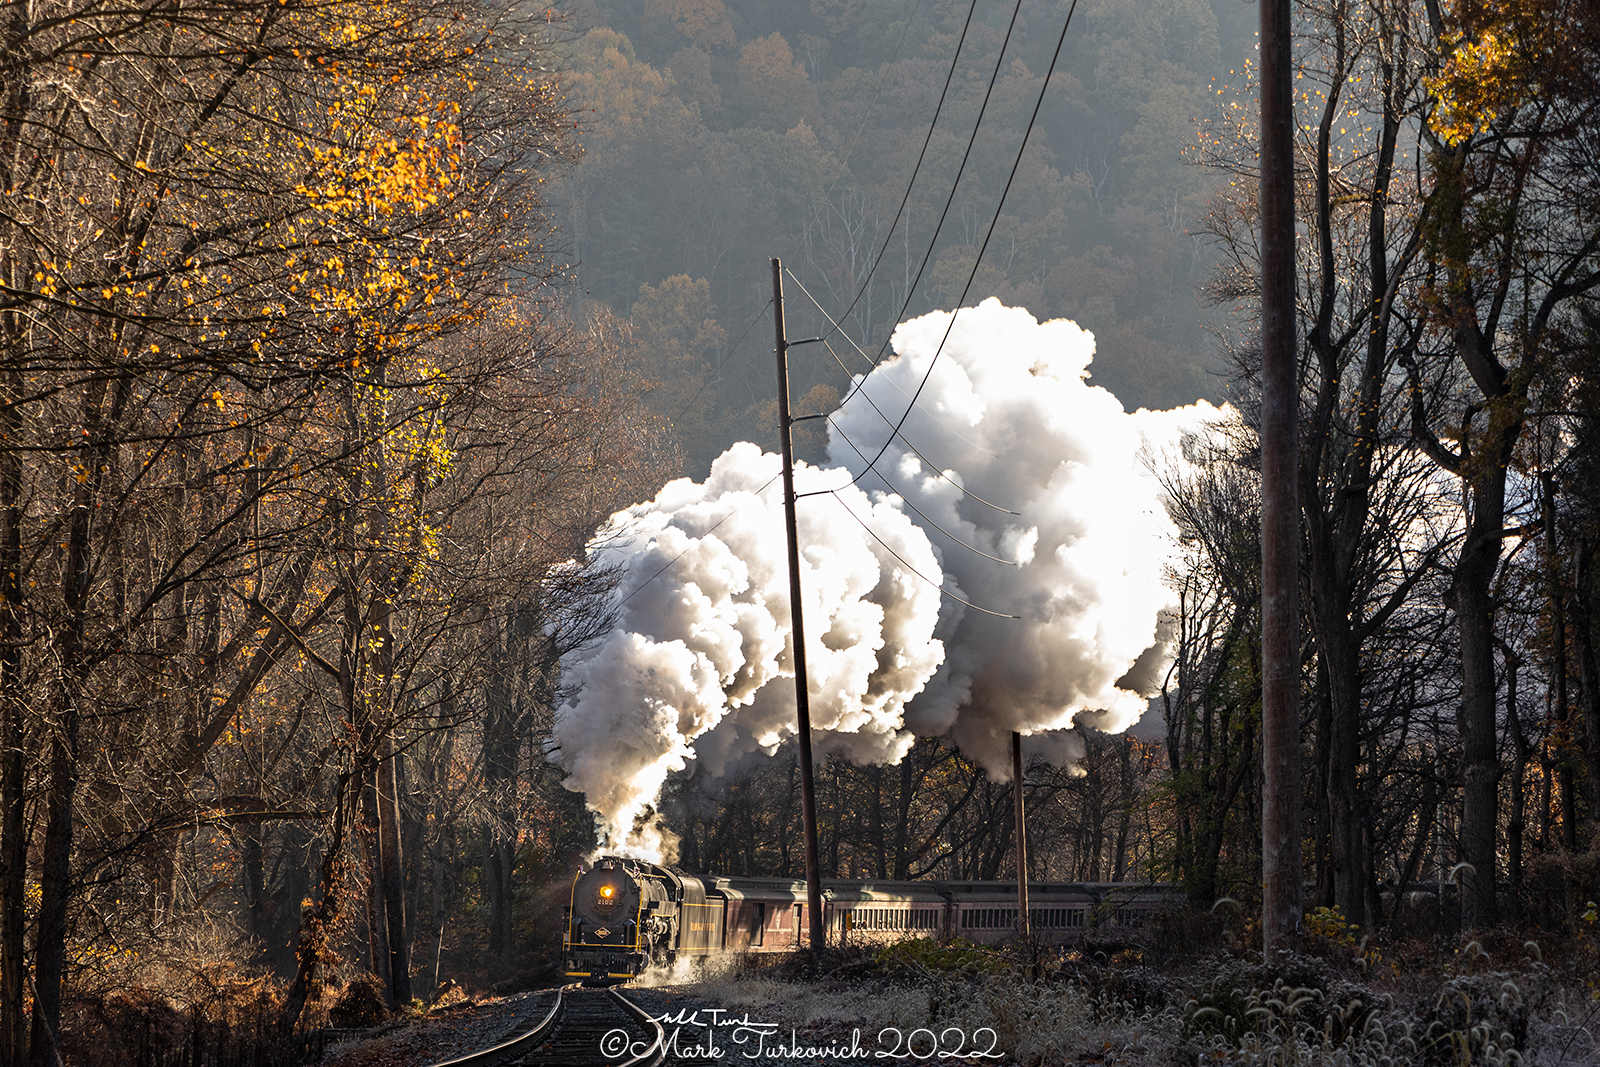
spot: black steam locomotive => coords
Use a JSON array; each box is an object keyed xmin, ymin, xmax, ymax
[{"xmin": 563, "ymin": 855, "xmax": 1176, "ymax": 984}]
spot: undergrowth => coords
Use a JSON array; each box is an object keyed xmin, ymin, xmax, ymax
[
  {"xmin": 40, "ymin": 901, "xmax": 1600, "ymax": 1066},
  {"xmin": 665, "ymin": 913, "xmax": 1600, "ymax": 1066}
]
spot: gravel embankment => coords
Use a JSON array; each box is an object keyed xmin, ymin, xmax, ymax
[
  {"xmin": 317, "ymin": 982, "xmax": 1026, "ymax": 1067},
  {"xmin": 319, "ymin": 990, "xmax": 557, "ymax": 1067}
]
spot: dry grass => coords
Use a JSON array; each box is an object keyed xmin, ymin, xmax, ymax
[{"xmin": 646, "ymin": 927, "xmax": 1600, "ymax": 1067}]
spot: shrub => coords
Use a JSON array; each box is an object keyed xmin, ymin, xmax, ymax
[
  {"xmin": 872, "ymin": 936, "xmax": 1008, "ymax": 978},
  {"xmin": 328, "ymin": 975, "xmax": 391, "ymax": 1028}
]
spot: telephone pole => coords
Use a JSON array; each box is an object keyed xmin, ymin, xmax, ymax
[
  {"xmin": 771, "ymin": 258, "xmax": 826, "ymax": 952},
  {"xmin": 1259, "ymin": 0, "xmax": 1301, "ymax": 955},
  {"xmin": 1012, "ymin": 731, "xmax": 1030, "ymax": 939}
]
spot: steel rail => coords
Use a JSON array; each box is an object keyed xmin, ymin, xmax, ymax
[
  {"xmin": 424, "ymin": 987, "xmax": 564, "ymax": 1067},
  {"xmin": 610, "ymin": 988, "xmax": 666, "ymax": 1067}
]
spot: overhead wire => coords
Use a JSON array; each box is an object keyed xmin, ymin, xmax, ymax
[
  {"xmin": 621, "ymin": 0, "xmax": 951, "ymax": 610},
  {"xmin": 804, "ymin": 0, "xmax": 981, "ymax": 351},
  {"xmin": 670, "ymin": 0, "xmax": 972, "ymax": 444},
  {"xmin": 805, "ymin": 329, "xmax": 1017, "ymax": 517},
  {"xmin": 605, "ymin": 0, "xmax": 1067, "ymax": 618},
  {"xmin": 827, "ymin": 492, "xmax": 1019, "ymax": 619},
  {"xmin": 669, "ymin": 0, "xmax": 929, "ymax": 434},
  {"xmin": 817, "ymin": 336, "xmax": 1006, "ymax": 506},
  {"xmin": 641, "ymin": 2, "xmax": 980, "ymax": 602},
  {"xmin": 823, "ymin": 417, "xmax": 1018, "ymax": 566},
  {"xmin": 846, "ymin": 0, "xmax": 1083, "ymax": 493},
  {"xmin": 611, "ymin": 463, "xmax": 1016, "ymax": 622},
  {"xmin": 786, "ymin": 267, "xmax": 1003, "ymax": 472},
  {"xmin": 828, "ymin": 0, "xmax": 1028, "ymax": 415}
]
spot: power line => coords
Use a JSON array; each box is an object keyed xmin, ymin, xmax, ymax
[
  {"xmin": 829, "ymin": 0, "xmax": 1027, "ymax": 416},
  {"xmin": 846, "ymin": 0, "xmax": 1083, "ymax": 494},
  {"xmin": 694, "ymin": 1, "xmax": 936, "ymax": 442},
  {"xmin": 619, "ymin": 0, "xmax": 1069, "ymax": 627},
  {"xmin": 785, "ymin": 267, "xmax": 1002, "ymax": 473},
  {"xmin": 816, "ymin": 337, "xmax": 1007, "ymax": 506},
  {"xmin": 786, "ymin": 270, "xmax": 1015, "ymax": 517},
  {"xmin": 827, "ymin": 491, "xmax": 1019, "ymax": 619},
  {"xmin": 818, "ymin": 419, "xmax": 1018, "ymax": 566},
  {"xmin": 804, "ymin": 0, "xmax": 982, "ymax": 352}
]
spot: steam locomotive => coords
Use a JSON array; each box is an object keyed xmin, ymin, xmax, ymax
[{"xmin": 563, "ymin": 855, "xmax": 1177, "ymax": 984}]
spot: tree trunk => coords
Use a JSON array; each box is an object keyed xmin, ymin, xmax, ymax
[
  {"xmin": 779, "ymin": 756, "xmax": 796, "ymax": 877},
  {"xmin": 28, "ymin": 706, "xmax": 80, "ymax": 1067},
  {"xmin": 0, "ymin": 373, "xmax": 27, "ymax": 1067},
  {"xmin": 431, "ymin": 845, "xmax": 446, "ymax": 995},
  {"xmin": 1542, "ymin": 473, "xmax": 1576, "ymax": 850},
  {"xmin": 31, "ymin": 384, "xmax": 107, "ymax": 1065},
  {"xmin": 0, "ymin": 2, "xmax": 30, "ymax": 1052},
  {"xmin": 382, "ymin": 751, "xmax": 412, "ymax": 1004},
  {"xmin": 870, "ymin": 765, "xmax": 886, "ymax": 880},
  {"xmin": 368, "ymin": 378, "xmax": 410, "ymax": 1005},
  {"xmin": 893, "ymin": 753, "xmax": 914, "ymax": 880},
  {"xmin": 1539, "ymin": 736, "xmax": 1554, "ymax": 850},
  {"xmin": 1322, "ymin": 618, "xmax": 1365, "ymax": 927},
  {"xmin": 1503, "ymin": 649, "xmax": 1528, "ymax": 925},
  {"xmin": 1162, "ymin": 683, "xmax": 1195, "ymax": 899},
  {"xmin": 362, "ymin": 771, "xmax": 393, "ymax": 995},
  {"xmin": 379, "ymin": 755, "xmax": 410, "ymax": 1004},
  {"xmin": 243, "ymin": 825, "xmax": 270, "ymax": 945},
  {"xmin": 483, "ymin": 827, "xmax": 515, "ymax": 972},
  {"xmin": 1455, "ymin": 472, "xmax": 1506, "ymax": 928},
  {"xmin": 1312, "ymin": 674, "xmax": 1334, "ymax": 908},
  {"xmin": 1390, "ymin": 753, "xmax": 1439, "ymax": 929},
  {"xmin": 1573, "ymin": 538, "xmax": 1600, "ymax": 809},
  {"xmin": 1112, "ymin": 738, "xmax": 1132, "ymax": 882},
  {"xmin": 281, "ymin": 772, "xmax": 356, "ymax": 1032}
]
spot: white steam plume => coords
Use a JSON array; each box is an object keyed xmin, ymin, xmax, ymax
[
  {"xmin": 828, "ymin": 299, "xmax": 1225, "ymax": 779},
  {"xmin": 554, "ymin": 299, "xmax": 1230, "ymax": 855},
  {"xmin": 551, "ymin": 442, "xmax": 945, "ymax": 858}
]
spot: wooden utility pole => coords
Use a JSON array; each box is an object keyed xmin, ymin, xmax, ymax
[
  {"xmin": 1012, "ymin": 731, "xmax": 1030, "ymax": 939},
  {"xmin": 1259, "ymin": 0, "xmax": 1302, "ymax": 954},
  {"xmin": 772, "ymin": 258, "xmax": 826, "ymax": 952}
]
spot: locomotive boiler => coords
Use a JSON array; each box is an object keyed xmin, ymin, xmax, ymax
[{"xmin": 563, "ymin": 856, "xmax": 722, "ymax": 983}]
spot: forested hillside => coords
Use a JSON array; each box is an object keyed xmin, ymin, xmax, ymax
[{"xmin": 553, "ymin": 0, "xmax": 1251, "ymax": 472}]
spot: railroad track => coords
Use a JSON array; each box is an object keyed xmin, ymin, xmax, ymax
[{"xmin": 429, "ymin": 986, "xmax": 666, "ymax": 1067}]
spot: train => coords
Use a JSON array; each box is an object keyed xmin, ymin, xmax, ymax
[{"xmin": 563, "ymin": 855, "xmax": 1178, "ymax": 985}]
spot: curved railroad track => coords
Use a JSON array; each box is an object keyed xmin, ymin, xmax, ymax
[{"xmin": 429, "ymin": 986, "xmax": 666, "ymax": 1067}]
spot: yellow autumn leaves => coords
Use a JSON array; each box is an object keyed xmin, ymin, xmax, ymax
[{"xmin": 1424, "ymin": 0, "xmax": 1554, "ymax": 145}]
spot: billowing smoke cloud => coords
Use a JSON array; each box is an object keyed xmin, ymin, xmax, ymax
[
  {"xmin": 553, "ymin": 299, "xmax": 1227, "ymax": 855},
  {"xmin": 827, "ymin": 299, "xmax": 1223, "ymax": 779},
  {"xmin": 552, "ymin": 442, "xmax": 946, "ymax": 857}
]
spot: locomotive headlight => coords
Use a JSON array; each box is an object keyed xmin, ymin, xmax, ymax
[{"xmin": 600, "ymin": 885, "xmax": 614, "ymax": 899}]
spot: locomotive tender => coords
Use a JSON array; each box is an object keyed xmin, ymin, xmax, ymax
[{"xmin": 564, "ymin": 855, "xmax": 1176, "ymax": 984}]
